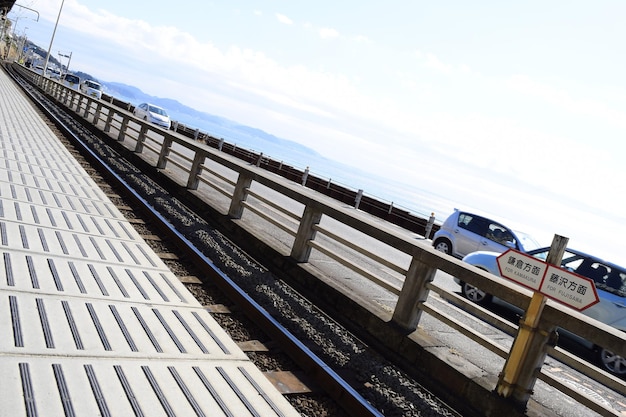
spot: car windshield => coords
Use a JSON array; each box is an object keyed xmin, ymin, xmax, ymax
[
  {"xmin": 514, "ymin": 231, "xmax": 541, "ymax": 251},
  {"xmin": 148, "ymin": 105, "xmax": 167, "ymax": 116},
  {"xmin": 86, "ymin": 81, "xmax": 101, "ymax": 90}
]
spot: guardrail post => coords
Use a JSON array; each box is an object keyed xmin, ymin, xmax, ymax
[
  {"xmin": 156, "ymin": 136, "xmax": 174, "ymax": 169},
  {"xmin": 186, "ymin": 151, "xmax": 206, "ymax": 190},
  {"xmin": 76, "ymin": 92, "xmax": 82, "ymax": 109},
  {"xmin": 392, "ymin": 251, "xmax": 437, "ymax": 330},
  {"xmin": 218, "ymin": 138, "xmax": 225, "ymax": 151},
  {"xmin": 424, "ymin": 212, "xmax": 436, "ymax": 239},
  {"xmin": 78, "ymin": 95, "xmax": 85, "ymax": 112},
  {"xmin": 59, "ymin": 85, "xmax": 66, "ymax": 104},
  {"xmin": 256, "ymin": 153, "xmax": 263, "ymax": 167},
  {"xmin": 301, "ymin": 166, "xmax": 309, "ymax": 186},
  {"xmin": 135, "ymin": 125, "xmax": 148, "ymax": 153},
  {"xmin": 93, "ymin": 103, "xmax": 103, "ymax": 126},
  {"xmin": 83, "ymin": 98, "xmax": 92, "ymax": 118},
  {"xmin": 117, "ymin": 117, "xmax": 129, "ymax": 141},
  {"xmin": 291, "ymin": 204, "xmax": 322, "ymax": 262},
  {"xmin": 355, "ymin": 189, "xmax": 363, "ymax": 209},
  {"xmin": 103, "ymin": 109, "xmax": 114, "ymax": 133},
  {"xmin": 228, "ymin": 172, "xmax": 253, "ymax": 219},
  {"xmin": 67, "ymin": 91, "xmax": 75, "ymax": 109}
]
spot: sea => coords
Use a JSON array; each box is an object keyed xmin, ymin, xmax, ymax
[
  {"xmin": 167, "ymin": 109, "xmax": 454, "ymax": 224},
  {"xmin": 111, "ymin": 91, "xmax": 626, "ymax": 264}
]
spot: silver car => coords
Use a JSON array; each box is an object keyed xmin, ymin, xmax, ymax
[
  {"xmin": 432, "ymin": 209, "xmax": 540, "ymax": 259},
  {"xmin": 459, "ymin": 247, "xmax": 626, "ymax": 376},
  {"xmin": 133, "ymin": 103, "xmax": 171, "ymax": 130}
]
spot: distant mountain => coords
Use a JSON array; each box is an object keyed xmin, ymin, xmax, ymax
[
  {"xmin": 102, "ymin": 81, "xmax": 321, "ymax": 159},
  {"xmin": 24, "ymin": 35, "xmax": 321, "ymax": 163},
  {"xmin": 67, "ymin": 75, "xmax": 433, "ymax": 217}
]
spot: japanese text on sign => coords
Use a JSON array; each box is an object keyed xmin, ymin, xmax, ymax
[
  {"xmin": 496, "ymin": 249, "xmax": 599, "ymax": 310},
  {"xmin": 539, "ymin": 265, "xmax": 599, "ymax": 311},
  {"xmin": 497, "ymin": 250, "xmax": 546, "ymax": 291}
]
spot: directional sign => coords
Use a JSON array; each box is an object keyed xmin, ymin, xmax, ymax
[
  {"xmin": 539, "ymin": 265, "xmax": 599, "ymax": 311},
  {"xmin": 497, "ymin": 249, "xmax": 547, "ymax": 291},
  {"xmin": 496, "ymin": 249, "xmax": 599, "ymax": 310}
]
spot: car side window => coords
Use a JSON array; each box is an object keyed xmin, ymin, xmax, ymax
[
  {"xmin": 457, "ymin": 213, "xmax": 484, "ymax": 235},
  {"xmin": 485, "ymin": 223, "xmax": 516, "ymax": 247},
  {"xmin": 575, "ymin": 260, "xmax": 615, "ymax": 288},
  {"xmin": 457, "ymin": 213, "xmax": 473, "ymax": 229},
  {"xmin": 561, "ymin": 257, "xmax": 584, "ymax": 272},
  {"xmin": 604, "ymin": 270, "xmax": 625, "ymax": 294}
]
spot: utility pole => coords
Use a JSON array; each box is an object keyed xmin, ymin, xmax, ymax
[{"xmin": 42, "ymin": 0, "xmax": 65, "ymax": 80}]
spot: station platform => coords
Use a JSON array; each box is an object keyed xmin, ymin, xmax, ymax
[{"xmin": 0, "ymin": 67, "xmax": 300, "ymax": 416}]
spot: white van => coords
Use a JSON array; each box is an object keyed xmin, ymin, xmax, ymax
[{"xmin": 80, "ymin": 79, "xmax": 103, "ymax": 99}]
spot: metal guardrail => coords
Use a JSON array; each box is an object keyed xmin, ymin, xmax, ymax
[{"xmin": 16, "ymin": 63, "xmax": 626, "ymax": 416}]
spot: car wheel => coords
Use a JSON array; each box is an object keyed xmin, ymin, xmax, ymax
[
  {"xmin": 433, "ymin": 238, "xmax": 452, "ymax": 255},
  {"xmin": 597, "ymin": 348, "xmax": 626, "ymax": 375},
  {"xmin": 461, "ymin": 282, "xmax": 492, "ymax": 305}
]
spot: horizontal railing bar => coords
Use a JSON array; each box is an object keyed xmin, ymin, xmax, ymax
[
  {"xmin": 307, "ymin": 240, "xmax": 401, "ymax": 295},
  {"xmin": 544, "ymin": 346, "xmax": 626, "ymax": 396},
  {"xmin": 241, "ymin": 200, "xmax": 298, "ymax": 236},
  {"xmin": 538, "ymin": 369, "xmax": 618, "ymax": 416},
  {"xmin": 247, "ymin": 188, "xmax": 302, "ymax": 221},
  {"xmin": 427, "ymin": 281, "xmax": 519, "ymax": 336},
  {"xmin": 196, "ymin": 175, "xmax": 232, "ymax": 198},
  {"xmin": 168, "ymin": 146, "xmax": 194, "ymax": 164},
  {"xmin": 419, "ymin": 299, "xmax": 509, "ymax": 358},
  {"xmin": 314, "ymin": 224, "xmax": 407, "ymax": 275},
  {"xmin": 142, "ymin": 141, "xmax": 161, "ymax": 156},
  {"xmin": 165, "ymin": 155, "xmax": 190, "ymax": 172},
  {"xmin": 200, "ymin": 164, "xmax": 237, "ymax": 187}
]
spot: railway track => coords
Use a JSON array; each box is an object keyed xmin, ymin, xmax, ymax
[{"xmin": 6, "ymin": 63, "xmax": 463, "ymax": 417}]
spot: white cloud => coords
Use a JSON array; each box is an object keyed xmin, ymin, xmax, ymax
[
  {"xmin": 506, "ymin": 75, "xmax": 626, "ymax": 130},
  {"xmin": 414, "ymin": 51, "xmax": 472, "ymax": 76},
  {"xmin": 318, "ymin": 27, "xmax": 339, "ymax": 39},
  {"xmin": 424, "ymin": 53, "xmax": 453, "ymax": 74},
  {"xmin": 275, "ymin": 13, "xmax": 293, "ymax": 25}
]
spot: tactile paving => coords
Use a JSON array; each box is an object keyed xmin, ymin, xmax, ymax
[{"xmin": 0, "ymin": 68, "xmax": 299, "ymax": 416}]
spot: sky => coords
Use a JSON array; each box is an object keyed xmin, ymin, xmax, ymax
[{"xmin": 6, "ymin": 1, "xmax": 626, "ymax": 264}]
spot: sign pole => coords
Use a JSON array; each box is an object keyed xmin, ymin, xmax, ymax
[{"xmin": 495, "ymin": 235, "xmax": 568, "ymax": 407}]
